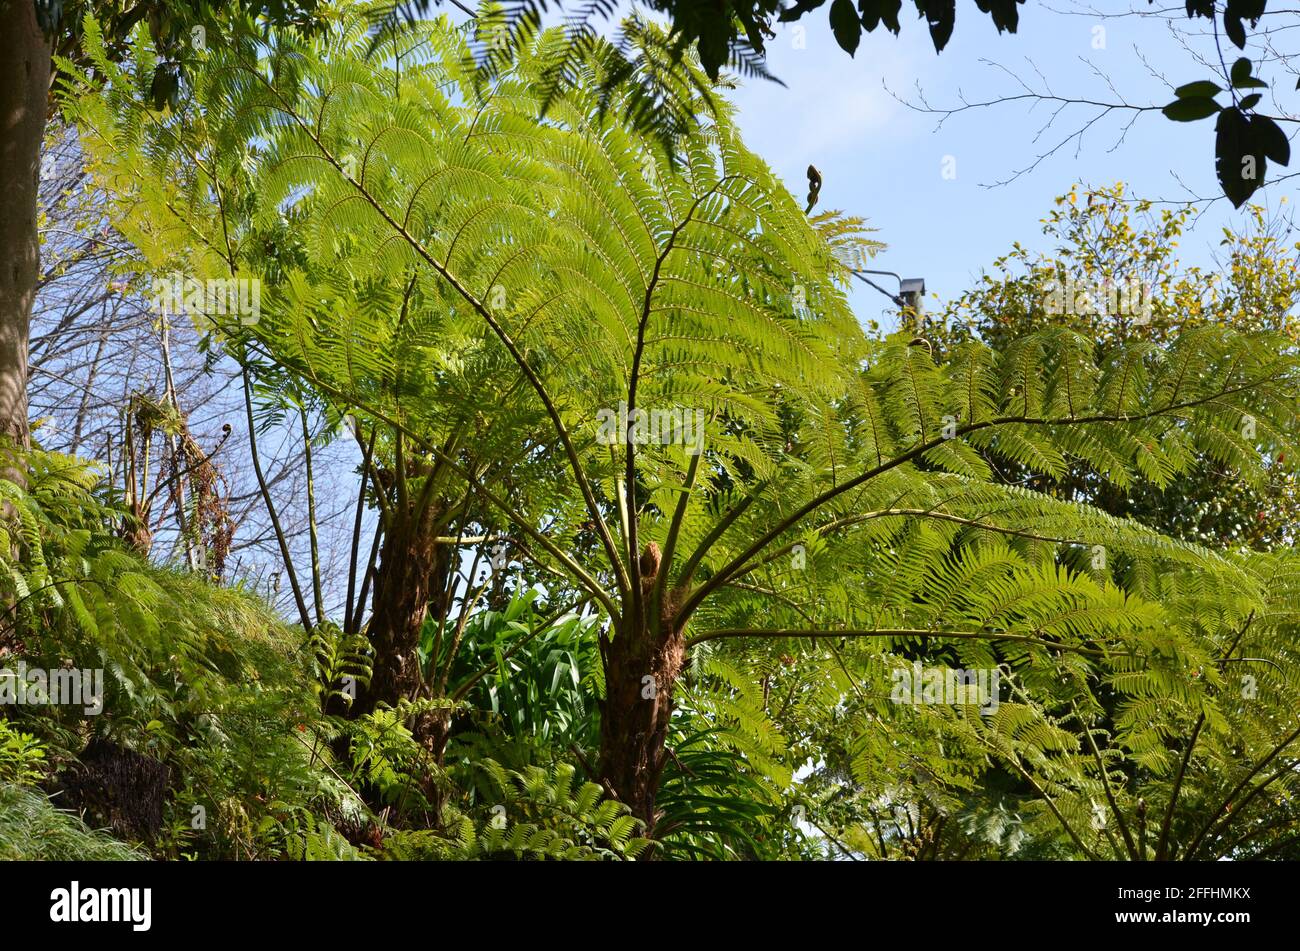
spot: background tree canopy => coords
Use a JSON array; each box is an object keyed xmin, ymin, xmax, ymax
[{"xmin": 369, "ymin": 0, "xmax": 1295, "ymax": 207}]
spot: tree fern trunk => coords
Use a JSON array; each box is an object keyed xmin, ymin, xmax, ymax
[
  {"xmin": 0, "ymin": 0, "xmax": 48, "ymax": 472},
  {"xmin": 362, "ymin": 504, "xmax": 452, "ymax": 758},
  {"xmin": 598, "ymin": 555, "xmax": 686, "ymax": 840}
]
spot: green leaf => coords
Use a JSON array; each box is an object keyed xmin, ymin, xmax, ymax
[
  {"xmin": 1216, "ymin": 105, "xmax": 1262, "ymax": 207},
  {"xmin": 1230, "ymin": 59, "xmax": 1268, "ymax": 90},
  {"xmin": 1249, "ymin": 113, "xmax": 1290, "ymax": 166},
  {"xmin": 1224, "ymin": 13, "xmax": 1247, "ymax": 49},
  {"xmin": 778, "ymin": 0, "xmax": 828, "ymax": 22},
  {"xmin": 1162, "ymin": 97, "xmax": 1222, "ymax": 122},
  {"xmin": 859, "ymin": 0, "xmax": 904, "ymax": 33},
  {"xmin": 1174, "ymin": 80, "xmax": 1222, "ymax": 99},
  {"xmin": 916, "ymin": 0, "xmax": 956, "ymax": 53},
  {"xmin": 148, "ymin": 63, "xmax": 180, "ymax": 112},
  {"xmin": 975, "ymin": 0, "xmax": 1022, "ymax": 34},
  {"xmin": 1239, "ymin": 93, "xmax": 1262, "ymax": 111},
  {"xmin": 830, "ymin": 0, "xmax": 862, "ymax": 54}
]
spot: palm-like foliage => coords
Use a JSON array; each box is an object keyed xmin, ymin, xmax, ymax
[
  {"xmin": 0, "ymin": 783, "xmax": 146, "ymax": 860},
  {"xmin": 61, "ymin": 5, "xmax": 1300, "ymax": 856}
]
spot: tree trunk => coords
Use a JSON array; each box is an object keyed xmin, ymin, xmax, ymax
[
  {"xmin": 598, "ymin": 546, "xmax": 686, "ymax": 839},
  {"xmin": 361, "ymin": 502, "xmax": 452, "ymax": 760},
  {"xmin": 0, "ymin": 0, "xmax": 49, "ymax": 468}
]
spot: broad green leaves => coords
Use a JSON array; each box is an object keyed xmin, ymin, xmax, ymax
[
  {"xmin": 1230, "ymin": 57, "xmax": 1268, "ymax": 90},
  {"xmin": 1162, "ymin": 96, "xmax": 1221, "ymax": 122},
  {"xmin": 1215, "ymin": 106, "xmax": 1290, "ymax": 207},
  {"xmin": 1173, "ymin": 80, "xmax": 1222, "ymax": 100},
  {"xmin": 1160, "ymin": 56, "xmax": 1291, "ymax": 208},
  {"xmin": 829, "ymin": 0, "xmax": 861, "ymax": 55}
]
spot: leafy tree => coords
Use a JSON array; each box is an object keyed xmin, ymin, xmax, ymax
[
  {"xmin": 914, "ymin": 183, "xmax": 1300, "ymax": 549},
  {"xmin": 0, "ymin": 0, "xmax": 324, "ymax": 459},
  {"xmin": 60, "ymin": 6, "xmax": 1300, "ymax": 859},
  {"xmin": 380, "ymin": 1, "xmax": 1293, "ymax": 207},
  {"xmin": 832, "ymin": 184, "xmax": 1300, "ymax": 860},
  {"xmin": 60, "ymin": 5, "xmax": 580, "ymax": 771},
  {"xmin": 0, "ymin": 449, "xmax": 360, "ymax": 857}
]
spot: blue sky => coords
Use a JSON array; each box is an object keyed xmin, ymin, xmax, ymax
[{"xmin": 722, "ymin": 5, "xmax": 1296, "ymax": 330}]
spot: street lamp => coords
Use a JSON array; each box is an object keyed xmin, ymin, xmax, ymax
[
  {"xmin": 850, "ymin": 269, "xmax": 926, "ymax": 315},
  {"xmin": 898, "ymin": 278, "xmax": 926, "ymax": 313}
]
